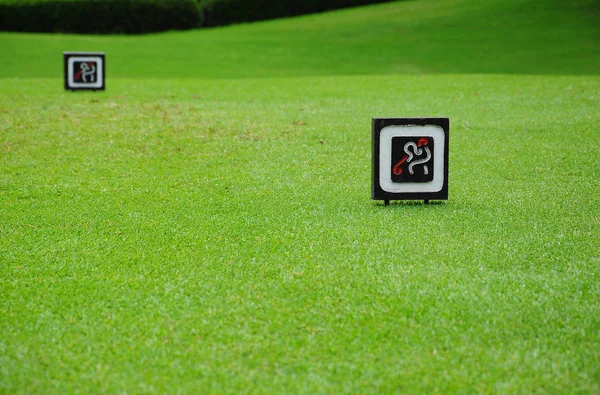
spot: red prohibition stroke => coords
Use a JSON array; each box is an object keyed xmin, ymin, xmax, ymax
[
  {"xmin": 417, "ymin": 137, "xmax": 429, "ymax": 147},
  {"xmin": 393, "ymin": 155, "xmax": 408, "ymax": 175}
]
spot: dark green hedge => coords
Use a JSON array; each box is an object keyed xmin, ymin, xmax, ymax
[
  {"xmin": 0, "ymin": 0, "xmax": 396, "ymax": 34},
  {"xmin": 199, "ymin": 0, "xmax": 396, "ymax": 27},
  {"xmin": 0, "ymin": 0, "xmax": 202, "ymax": 34}
]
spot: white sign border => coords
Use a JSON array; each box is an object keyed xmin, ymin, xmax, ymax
[
  {"xmin": 379, "ymin": 124, "xmax": 445, "ymax": 193},
  {"xmin": 67, "ymin": 56, "xmax": 103, "ymax": 89}
]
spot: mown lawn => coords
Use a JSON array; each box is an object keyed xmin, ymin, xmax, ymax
[
  {"xmin": 0, "ymin": 0, "xmax": 598, "ymax": 78},
  {"xmin": 1, "ymin": 0, "xmax": 599, "ymax": 393}
]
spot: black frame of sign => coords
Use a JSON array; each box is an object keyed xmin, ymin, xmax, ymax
[
  {"xmin": 64, "ymin": 52, "xmax": 105, "ymax": 91},
  {"xmin": 372, "ymin": 117, "xmax": 449, "ymax": 204}
]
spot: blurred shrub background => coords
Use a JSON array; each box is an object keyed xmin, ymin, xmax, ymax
[
  {"xmin": 0, "ymin": 0, "xmax": 396, "ymax": 34},
  {"xmin": 0, "ymin": 0, "xmax": 202, "ymax": 34}
]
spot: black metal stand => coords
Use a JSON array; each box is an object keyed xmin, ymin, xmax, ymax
[
  {"xmin": 424, "ymin": 200, "xmax": 429, "ymax": 204},
  {"xmin": 384, "ymin": 200, "xmax": 389, "ymax": 206}
]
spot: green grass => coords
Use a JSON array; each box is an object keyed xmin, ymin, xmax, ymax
[
  {"xmin": 1, "ymin": 0, "xmax": 599, "ymax": 393},
  {"xmin": 0, "ymin": 0, "xmax": 599, "ymax": 78}
]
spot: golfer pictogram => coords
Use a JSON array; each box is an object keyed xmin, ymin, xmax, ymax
[
  {"xmin": 391, "ymin": 136, "xmax": 434, "ymax": 183},
  {"xmin": 73, "ymin": 62, "xmax": 97, "ymax": 83}
]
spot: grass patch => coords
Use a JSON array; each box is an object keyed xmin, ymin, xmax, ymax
[
  {"xmin": 1, "ymin": 74, "xmax": 598, "ymax": 392},
  {"xmin": 1, "ymin": 0, "xmax": 599, "ymax": 392},
  {"xmin": 0, "ymin": 0, "xmax": 598, "ymax": 78}
]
